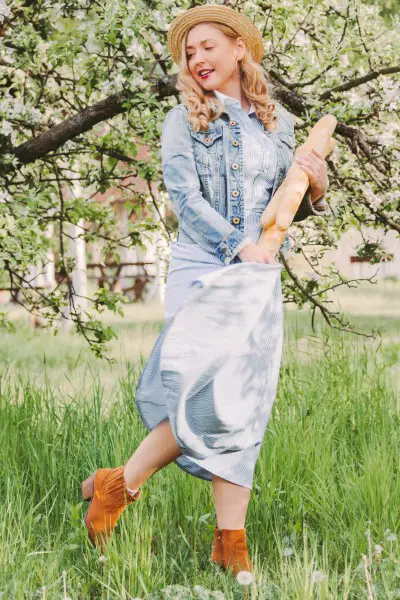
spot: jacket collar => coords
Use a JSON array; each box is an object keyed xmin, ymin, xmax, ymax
[{"xmin": 213, "ymin": 89, "xmax": 256, "ymax": 116}]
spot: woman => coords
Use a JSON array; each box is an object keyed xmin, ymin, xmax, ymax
[{"xmin": 82, "ymin": 4, "xmax": 330, "ymax": 576}]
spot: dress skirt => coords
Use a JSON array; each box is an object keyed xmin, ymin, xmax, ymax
[{"xmin": 134, "ymin": 210, "xmax": 284, "ymax": 489}]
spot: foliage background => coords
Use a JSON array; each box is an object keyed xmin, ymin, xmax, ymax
[{"xmin": 0, "ymin": 0, "xmax": 398, "ymax": 356}]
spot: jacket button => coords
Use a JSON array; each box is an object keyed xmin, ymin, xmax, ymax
[
  {"xmin": 204, "ymin": 137, "xmax": 211, "ymax": 143},
  {"xmin": 232, "ymin": 217, "xmax": 240, "ymax": 224},
  {"xmin": 229, "ymin": 120, "xmax": 236, "ymax": 126},
  {"xmin": 232, "ymin": 190, "xmax": 239, "ymax": 197},
  {"xmin": 222, "ymin": 247, "xmax": 227, "ymax": 253},
  {"xmin": 232, "ymin": 140, "xmax": 239, "ymax": 146},
  {"xmin": 232, "ymin": 163, "xmax": 238, "ymax": 170}
]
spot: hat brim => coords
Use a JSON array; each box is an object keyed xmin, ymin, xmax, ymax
[{"xmin": 167, "ymin": 4, "xmax": 264, "ymax": 65}]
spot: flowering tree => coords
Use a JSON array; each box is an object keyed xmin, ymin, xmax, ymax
[{"xmin": 0, "ymin": 0, "xmax": 399, "ymax": 357}]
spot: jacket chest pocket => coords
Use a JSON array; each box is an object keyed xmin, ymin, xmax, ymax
[
  {"xmin": 190, "ymin": 127, "xmax": 224, "ymax": 208},
  {"xmin": 190, "ymin": 127, "xmax": 224, "ymax": 172}
]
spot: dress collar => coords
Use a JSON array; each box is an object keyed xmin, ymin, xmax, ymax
[{"xmin": 214, "ymin": 89, "xmax": 256, "ymax": 116}]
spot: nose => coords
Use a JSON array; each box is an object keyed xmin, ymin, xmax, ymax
[{"xmin": 192, "ymin": 50, "xmax": 208, "ymax": 70}]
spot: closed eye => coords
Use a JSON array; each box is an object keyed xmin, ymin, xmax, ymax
[{"xmin": 187, "ymin": 47, "xmax": 214, "ymax": 58}]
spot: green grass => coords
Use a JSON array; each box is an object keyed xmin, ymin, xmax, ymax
[{"xmin": 0, "ymin": 288, "xmax": 399, "ymax": 599}]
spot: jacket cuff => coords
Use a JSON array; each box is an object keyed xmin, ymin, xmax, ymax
[
  {"xmin": 278, "ymin": 234, "xmax": 290, "ymax": 259},
  {"xmin": 216, "ymin": 230, "xmax": 250, "ymax": 265},
  {"xmin": 230, "ymin": 237, "xmax": 253, "ymax": 264},
  {"xmin": 293, "ymin": 188, "xmax": 330, "ymax": 222}
]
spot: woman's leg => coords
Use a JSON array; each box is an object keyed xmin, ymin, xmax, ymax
[
  {"xmin": 211, "ymin": 474, "xmax": 251, "ymax": 529},
  {"xmin": 124, "ymin": 415, "xmax": 252, "ymax": 527},
  {"xmin": 211, "ymin": 475, "xmax": 254, "ymax": 575},
  {"xmin": 123, "ymin": 417, "xmax": 182, "ymax": 490}
]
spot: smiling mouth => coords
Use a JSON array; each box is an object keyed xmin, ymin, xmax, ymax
[{"xmin": 199, "ymin": 69, "xmax": 215, "ymax": 79}]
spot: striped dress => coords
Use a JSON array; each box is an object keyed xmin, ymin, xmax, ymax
[{"xmin": 134, "ymin": 91, "xmax": 282, "ymax": 489}]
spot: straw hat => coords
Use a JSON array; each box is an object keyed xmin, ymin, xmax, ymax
[{"xmin": 167, "ymin": 4, "xmax": 265, "ymax": 66}]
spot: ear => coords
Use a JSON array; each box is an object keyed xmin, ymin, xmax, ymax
[{"xmin": 236, "ymin": 37, "xmax": 246, "ymax": 61}]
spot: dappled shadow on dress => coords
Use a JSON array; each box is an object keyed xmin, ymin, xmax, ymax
[{"xmin": 160, "ymin": 262, "xmax": 284, "ymax": 460}]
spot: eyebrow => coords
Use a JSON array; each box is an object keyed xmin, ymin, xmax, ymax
[{"xmin": 186, "ymin": 39, "xmax": 217, "ymax": 50}]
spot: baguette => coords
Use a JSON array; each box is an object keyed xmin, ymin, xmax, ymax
[{"xmin": 258, "ymin": 116, "xmax": 337, "ymax": 255}]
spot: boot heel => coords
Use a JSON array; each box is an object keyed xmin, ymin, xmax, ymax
[{"xmin": 82, "ymin": 473, "xmax": 95, "ymax": 500}]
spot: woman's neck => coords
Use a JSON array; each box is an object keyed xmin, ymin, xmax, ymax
[{"xmin": 214, "ymin": 87, "xmax": 250, "ymax": 113}]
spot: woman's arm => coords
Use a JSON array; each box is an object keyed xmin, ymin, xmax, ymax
[
  {"xmin": 275, "ymin": 103, "xmax": 331, "ymax": 223},
  {"xmin": 293, "ymin": 148, "xmax": 331, "ymax": 221},
  {"xmin": 161, "ymin": 106, "xmax": 248, "ymax": 265},
  {"xmin": 293, "ymin": 190, "xmax": 330, "ymax": 222}
]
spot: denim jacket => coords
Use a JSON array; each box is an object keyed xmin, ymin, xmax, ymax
[{"xmin": 161, "ymin": 100, "xmax": 330, "ymax": 265}]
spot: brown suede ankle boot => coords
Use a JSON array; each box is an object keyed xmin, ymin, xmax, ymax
[
  {"xmin": 82, "ymin": 466, "xmax": 141, "ymax": 551},
  {"xmin": 220, "ymin": 528, "xmax": 253, "ymax": 576},
  {"xmin": 210, "ymin": 526, "xmax": 223, "ymax": 566}
]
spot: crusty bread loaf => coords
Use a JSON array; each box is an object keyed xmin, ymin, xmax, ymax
[{"xmin": 258, "ymin": 115, "xmax": 337, "ymax": 255}]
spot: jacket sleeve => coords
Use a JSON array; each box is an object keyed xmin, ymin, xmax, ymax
[
  {"xmin": 292, "ymin": 189, "xmax": 331, "ymax": 221},
  {"xmin": 161, "ymin": 106, "xmax": 248, "ymax": 265}
]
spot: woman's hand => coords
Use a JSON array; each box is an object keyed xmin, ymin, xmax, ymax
[
  {"xmin": 295, "ymin": 148, "xmax": 329, "ymax": 202},
  {"xmin": 238, "ymin": 242, "xmax": 277, "ymax": 264}
]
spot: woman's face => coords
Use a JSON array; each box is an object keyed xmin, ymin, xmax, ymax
[{"xmin": 185, "ymin": 23, "xmax": 244, "ymax": 91}]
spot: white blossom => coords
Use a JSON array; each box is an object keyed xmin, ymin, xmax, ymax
[
  {"xmin": 330, "ymin": 0, "xmax": 348, "ymax": 10},
  {"xmin": 37, "ymin": 41, "xmax": 50, "ymax": 54},
  {"xmin": 126, "ymin": 36, "xmax": 146, "ymax": 58},
  {"xmin": 295, "ymin": 30, "xmax": 309, "ymax": 48},
  {"xmin": 340, "ymin": 54, "xmax": 349, "ymax": 67},
  {"xmin": 153, "ymin": 10, "xmax": 168, "ymax": 29},
  {"xmin": 12, "ymin": 100, "xmax": 25, "ymax": 116},
  {"xmin": 112, "ymin": 74, "xmax": 126, "ymax": 91},
  {"xmin": 100, "ymin": 79, "xmax": 111, "ymax": 93},
  {"xmin": 236, "ymin": 570, "xmax": 253, "ymax": 585},
  {"xmin": 129, "ymin": 74, "xmax": 147, "ymax": 90},
  {"xmin": 28, "ymin": 107, "xmax": 42, "ymax": 124},
  {"xmin": 312, "ymin": 570, "xmax": 327, "ymax": 584},
  {"xmin": 0, "ymin": 0, "xmax": 11, "ymax": 21},
  {"xmin": 193, "ymin": 585, "xmax": 209, "ymax": 598},
  {"xmin": 309, "ymin": 272, "xmax": 321, "ymax": 281},
  {"xmin": 1, "ymin": 120, "xmax": 13, "ymax": 136},
  {"xmin": 0, "ymin": 98, "xmax": 11, "ymax": 113},
  {"xmin": 0, "ymin": 190, "xmax": 11, "ymax": 204},
  {"xmin": 384, "ymin": 530, "xmax": 397, "ymax": 542},
  {"xmin": 153, "ymin": 41, "xmax": 165, "ymax": 54},
  {"xmin": 209, "ymin": 592, "xmax": 225, "ymax": 600},
  {"xmin": 86, "ymin": 32, "xmax": 102, "ymax": 53},
  {"xmin": 379, "ymin": 132, "xmax": 396, "ymax": 146}
]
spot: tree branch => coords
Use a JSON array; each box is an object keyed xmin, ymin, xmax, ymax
[
  {"xmin": 6, "ymin": 70, "xmax": 396, "ymax": 175},
  {"xmin": 320, "ymin": 65, "xmax": 400, "ymax": 100},
  {"xmin": 13, "ymin": 94, "xmax": 131, "ymax": 164},
  {"xmin": 278, "ymin": 250, "xmax": 377, "ymax": 338},
  {"xmin": 11, "ymin": 74, "xmax": 177, "ymax": 165}
]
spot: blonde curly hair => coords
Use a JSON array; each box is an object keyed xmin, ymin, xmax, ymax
[{"xmin": 176, "ymin": 22, "xmax": 277, "ymax": 133}]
